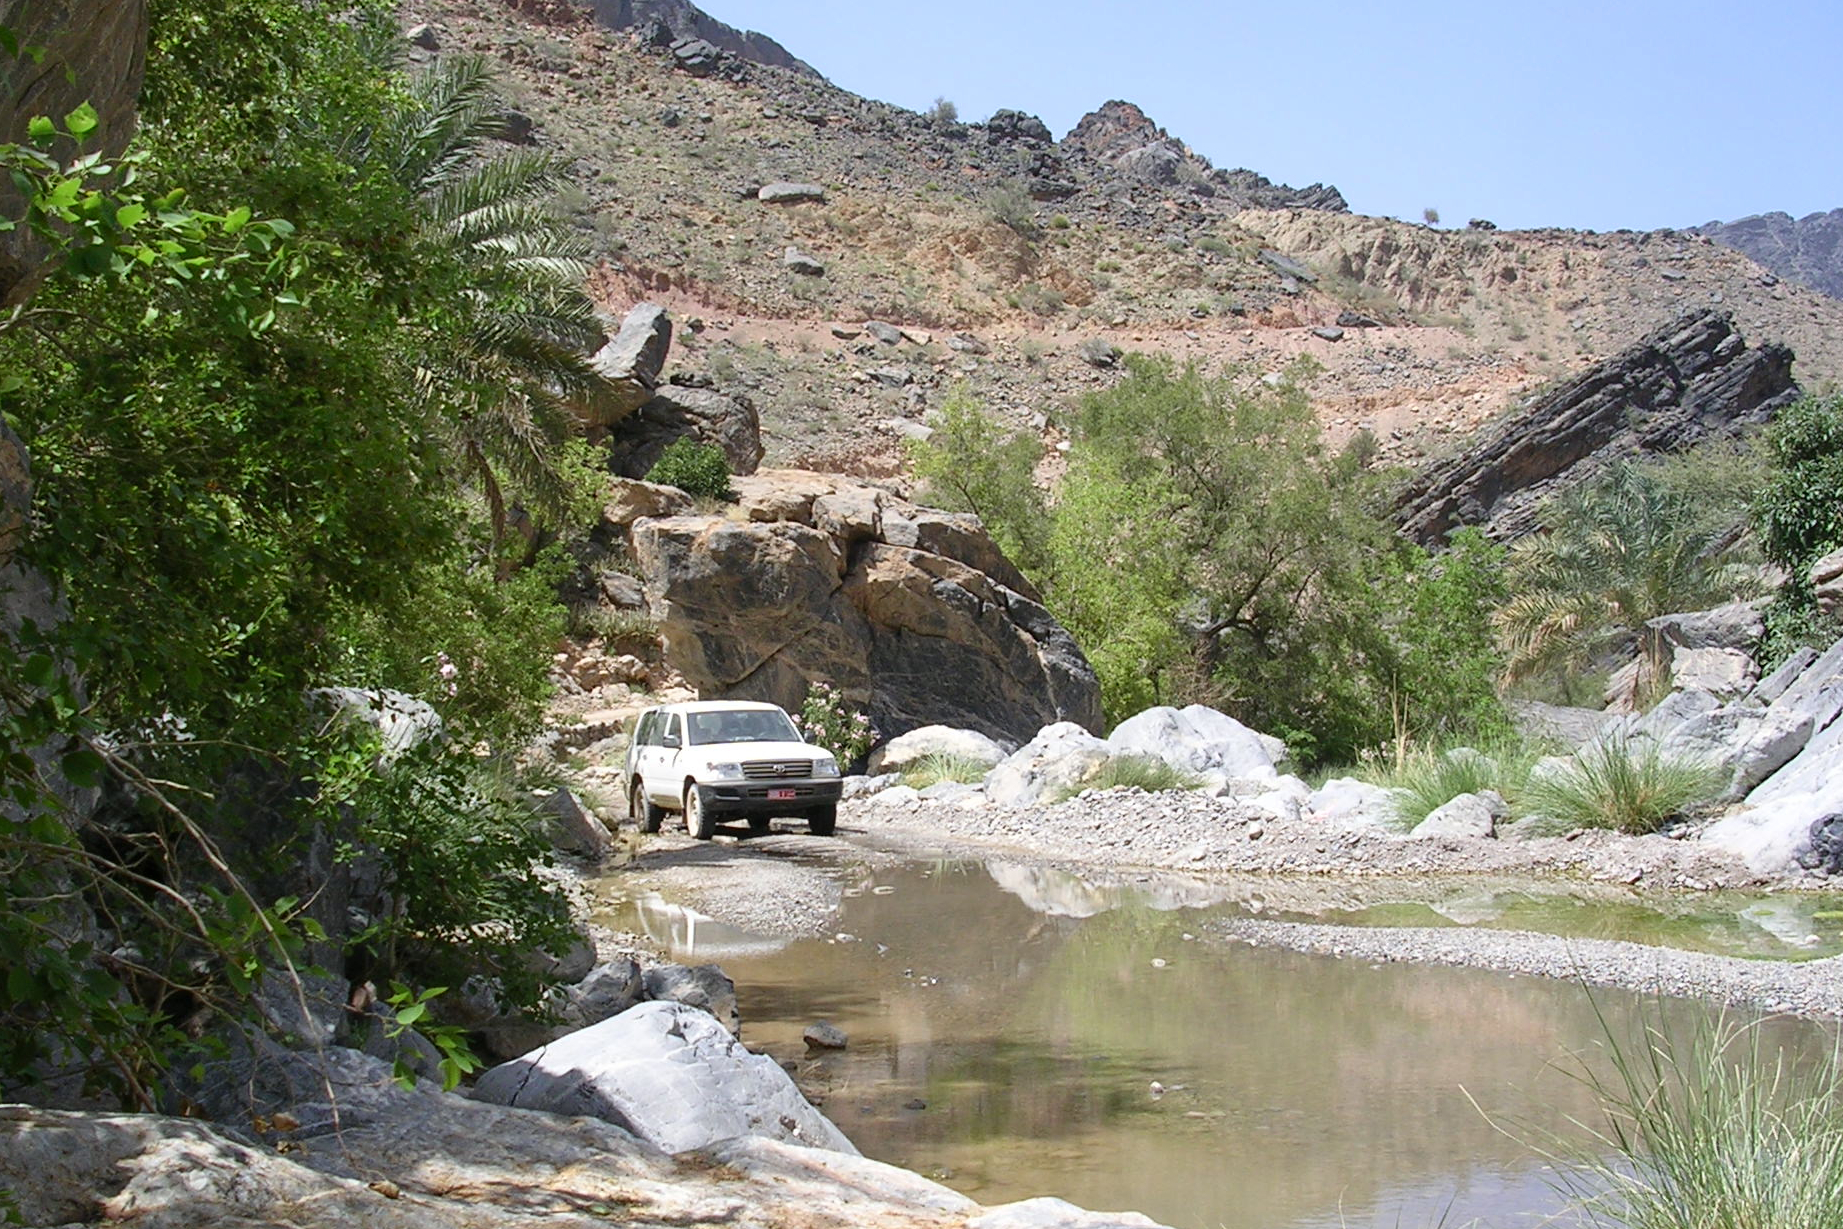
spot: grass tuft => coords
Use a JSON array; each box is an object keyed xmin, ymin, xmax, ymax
[
  {"xmin": 1530, "ymin": 1007, "xmax": 1843, "ymax": 1229},
  {"xmin": 1521, "ymin": 737, "xmax": 1718, "ymax": 835},
  {"xmin": 1049, "ymin": 755, "xmax": 1201, "ymax": 804},
  {"xmin": 899, "ymin": 752, "xmax": 991, "ymax": 790},
  {"xmin": 1360, "ymin": 739, "xmax": 1544, "ymax": 830}
]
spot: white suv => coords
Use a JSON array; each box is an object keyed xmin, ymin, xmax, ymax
[{"xmin": 625, "ymin": 700, "xmax": 843, "ymax": 839}]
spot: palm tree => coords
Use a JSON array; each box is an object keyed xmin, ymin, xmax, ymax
[
  {"xmin": 378, "ymin": 54, "xmax": 619, "ymax": 542},
  {"xmin": 1495, "ymin": 460, "xmax": 1764, "ymax": 685}
]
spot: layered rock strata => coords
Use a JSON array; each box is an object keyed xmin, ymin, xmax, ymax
[{"xmin": 1396, "ymin": 309, "xmax": 1800, "ymax": 545}]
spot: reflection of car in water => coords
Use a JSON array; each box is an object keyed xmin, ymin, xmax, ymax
[{"xmin": 624, "ymin": 700, "xmax": 843, "ymax": 839}]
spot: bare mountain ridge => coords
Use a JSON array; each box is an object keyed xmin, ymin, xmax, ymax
[
  {"xmin": 583, "ymin": 0, "xmax": 818, "ymax": 76},
  {"xmin": 1693, "ymin": 209, "xmax": 1843, "ymax": 302}
]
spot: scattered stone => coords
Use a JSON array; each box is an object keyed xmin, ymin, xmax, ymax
[
  {"xmin": 868, "ymin": 725, "xmax": 1010, "ymax": 775},
  {"xmin": 641, "ymin": 964, "xmax": 740, "ymax": 1035},
  {"xmin": 1336, "ymin": 310, "xmax": 1383, "ymax": 328},
  {"xmin": 1310, "ymin": 326, "xmax": 1346, "ymax": 342},
  {"xmin": 784, "ymin": 246, "xmax": 826, "ymax": 276},
  {"xmin": 864, "ymin": 320, "xmax": 903, "ymax": 345},
  {"xmin": 406, "ymin": 22, "xmax": 438, "ymax": 50},
  {"xmin": 831, "ymin": 324, "xmax": 863, "ymax": 339},
  {"xmin": 868, "ymin": 366, "xmax": 914, "ymax": 388},
  {"xmin": 670, "ymin": 37, "xmax": 724, "ymax": 75},
  {"xmin": 948, "ymin": 333, "xmax": 991, "ymax": 355},
  {"xmin": 987, "ymin": 109, "xmax": 1052, "ymax": 144},
  {"xmin": 1258, "ymin": 249, "xmax": 1318, "ymax": 284},
  {"xmin": 758, "ymin": 181, "xmax": 826, "ymax": 204},
  {"xmin": 1411, "ymin": 791, "xmax": 1506, "ymax": 840},
  {"xmin": 804, "ymin": 1021, "xmax": 849, "ymax": 1049},
  {"xmin": 1078, "ymin": 338, "xmax": 1121, "ymax": 368}
]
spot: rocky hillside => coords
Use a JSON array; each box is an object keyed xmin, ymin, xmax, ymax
[
  {"xmin": 1694, "ymin": 209, "xmax": 1843, "ymax": 302},
  {"xmin": 400, "ymin": 0, "xmax": 1843, "ymax": 483}
]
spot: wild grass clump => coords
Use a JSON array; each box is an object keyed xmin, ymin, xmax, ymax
[
  {"xmin": 1050, "ymin": 755, "xmax": 1200, "ymax": 803},
  {"xmin": 1521, "ymin": 738, "xmax": 1718, "ymax": 835},
  {"xmin": 1360, "ymin": 739, "xmax": 1543, "ymax": 830},
  {"xmin": 1536, "ymin": 1011, "xmax": 1843, "ymax": 1229},
  {"xmin": 899, "ymin": 752, "xmax": 991, "ymax": 790}
]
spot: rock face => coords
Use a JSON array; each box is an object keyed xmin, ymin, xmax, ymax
[
  {"xmin": 472, "ymin": 1001, "xmax": 857, "ymax": 1155},
  {"xmin": 586, "ymin": 0, "xmax": 820, "ymax": 77},
  {"xmin": 622, "ymin": 471, "xmax": 1102, "ymax": 744},
  {"xmin": 1060, "ymin": 100, "xmax": 1346, "ymax": 211},
  {"xmin": 1396, "ymin": 310, "xmax": 1801, "ymax": 545},
  {"xmin": 0, "ymin": 0, "xmax": 148, "ymax": 308},
  {"xmin": 1694, "ymin": 209, "xmax": 1843, "ymax": 301}
]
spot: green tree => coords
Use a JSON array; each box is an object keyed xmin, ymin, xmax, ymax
[
  {"xmin": 905, "ymin": 388, "xmax": 1049, "ymax": 571},
  {"xmin": 1756, "ymin": 393, "xmax": 1843, "ymax": 663},
  {"xmin": 1037, "ymin": 356, "xmax": 1503, "ymax": 762},
  {"xmin": 1495, "ymin": 460, "xmax": 1764, "ymax": 685}
]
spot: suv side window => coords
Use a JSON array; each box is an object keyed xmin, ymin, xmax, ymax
[{"xmin": 635, "ymin": 711, "xmax": 655, "ymax": 746}]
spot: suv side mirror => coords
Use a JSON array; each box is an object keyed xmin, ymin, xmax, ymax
[{"xmin": 661, "ymin": 731, "xmax": 681, "ymax": 749}]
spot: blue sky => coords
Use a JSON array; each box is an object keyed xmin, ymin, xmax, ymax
[{"xmin": 695, "ymin": 1, "xmax": 1840, "ymax": 233}]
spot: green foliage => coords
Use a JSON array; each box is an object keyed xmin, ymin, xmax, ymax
[
  {"xmin": 1758, "ymin": 393, "xmax": 1843, "ymax": 575},
  {"xmin": 1050, "ymin": 755, "xmax": 1201, "ymax": 803},
  {"xmin": 381, "ymin": 983, "xmax": 479, "ymax": 1092},
  {"xmin": 0, "ymin": 0, "xmax": 583, "ymax": 1105},
  {"xmin": 899, "ymin": 752, "xmax": 992, "ymax": 790},
  {"xmin": 1522, "ymin": 738, "xmax": 1718, "ymax": 835},
  {"xmin": 795, "ymin": 682, "xmax": 875, "ymax": 767},
  {"xmin": 645, "ymin": 437, "xmax": 733, "ymax": 499},
  {"xmin": 1496, "ymin": 460, "xmax": 1765, "ymax": 686},
  {"xmin": 1535, "ymin": 1010, "xmax": 1843, "ymax": 1229},
  {"xmin": 926, "ymin": 96, "xmax": 958, "ymax": 125},
  {"xmin": 904, "ymin": 388, "xmax": 1048, "ymax": 571},
  {"xmin": 1038, "ymin": 356, "xmax": 1505, "ymax": 762}
]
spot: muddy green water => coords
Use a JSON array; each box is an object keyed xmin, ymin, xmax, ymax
[{"xmin": 598, "ymin": 862, "xmax": 1839, "ymax": 1229}]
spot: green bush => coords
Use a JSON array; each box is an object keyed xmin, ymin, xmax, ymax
[
  {"xmin": 1522, "ymin": 738, "xmax": 1719, "ymax": 834},
  {"xmin": 644, "ymin": 437, "xmax": 733, "ymax": 498},
  {"xmin": 795, "ymin": 682, "xmax": 875, "ymax": 767}
]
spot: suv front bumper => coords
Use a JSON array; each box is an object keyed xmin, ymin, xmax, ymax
[{"xmin": 701, "ymin": 779, "xmax": 843, "ymax": 813}]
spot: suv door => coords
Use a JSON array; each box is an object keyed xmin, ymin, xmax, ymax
[
  {"xmin": 627, "ymin": 710, "xmax": 655, "ymax": 798},
  {"xmin": 646, "ymin": 712, "xmax": 684, "ymax": 807}
]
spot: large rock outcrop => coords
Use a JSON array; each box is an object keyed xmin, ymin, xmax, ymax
[
  {"xmin": 1061, "ymin": 100, "xmax": 1346, "ymax": 211},
  {"xmin": 1396, "ymin": 309, "xmax": 1801, "ymax": 545},
  {"xmin": 617, "ymin": 471, "xmax": 1102, "ymax": 743},
  {"xmin": 0, "ymin": 0, "xmax": 148, "ymax": 308},
  {"xmin": 1694, "ymin": 209, "xmax": 1843, "ymax": 301},
  {"xmin": 585, "ymin": 0, "xmax": 820, "ymax": 77}
]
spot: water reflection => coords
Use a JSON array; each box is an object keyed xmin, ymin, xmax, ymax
[{"xmin": 594, "ymin": 860, "xmax": 1836, "ymax": 1229}]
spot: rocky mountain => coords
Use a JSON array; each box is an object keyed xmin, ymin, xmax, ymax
[
  {"xmin": 1693, "ymin": 209, "xmax": 1843, "ymax": 301},
  {"xmin": 402, "ymin": 0, "xmax": 1843, "ymax": 486},
  {"xmin": 581, "ymin": 0, "xmax": 818, "ymax": 76}
]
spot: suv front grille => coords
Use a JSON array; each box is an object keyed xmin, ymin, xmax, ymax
[{"xmin": 741, "ymin": 759, "xmax": 814, "ymax": 779}]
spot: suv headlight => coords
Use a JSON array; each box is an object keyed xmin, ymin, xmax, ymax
[
  {"xmin": 707, "ymin": 762, "xmax": 743, "ymax": 780},
  {"xmin": 812, "ymin": 757, "xmax": 840, "ymax": 778}
]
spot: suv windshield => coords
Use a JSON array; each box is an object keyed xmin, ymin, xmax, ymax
[{"xmin": 684, "ymin": 708, "xmax": 803, "ymax": 746}]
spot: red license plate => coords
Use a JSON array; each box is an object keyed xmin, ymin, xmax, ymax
[{"xmin": 767, "ymin": 787, "xmax": 797, "ymax": 800}]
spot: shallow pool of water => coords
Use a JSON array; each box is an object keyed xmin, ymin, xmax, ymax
[{"xmin": 596, "ymin": 861, "xmax": 1836, "ymax": 1229}]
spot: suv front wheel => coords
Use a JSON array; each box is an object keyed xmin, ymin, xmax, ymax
[
  {"xmin": 806, "ymin": 803, "xmax": 837, "ymax": 837},
  {"xmin": 684, "ymin": 783, "xmax": 717, "ymax": 840}
]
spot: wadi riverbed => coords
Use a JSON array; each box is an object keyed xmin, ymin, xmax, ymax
[{"xmin": 585, "ymin": 797, "xmax": 1843, "ymax": 1229}]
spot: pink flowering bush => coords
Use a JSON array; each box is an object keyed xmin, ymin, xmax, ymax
[{"xmin": 796, "ymin": 681, "xmax": 876, "ymax": 767}]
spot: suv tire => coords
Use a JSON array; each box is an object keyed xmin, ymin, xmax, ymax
[
  {"xmin": 685, "ymin": 783, "xmax": 717, "ymax": 840},
  {"xmin": 631, "ymin": 781, "xmax": 664, "ymax": 834},
  {"xmin": 806, "ymin": 803, "xmax": 837, "ymax": 837}
]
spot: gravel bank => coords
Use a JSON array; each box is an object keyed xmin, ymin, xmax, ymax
[
  {"xmin": 845, "ymin": 787, "xmax": 1802, "ymax": 891},
  {"xmin": 1218, "ymin": 918, "xmax": 1843, "ymax": 1020}
]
